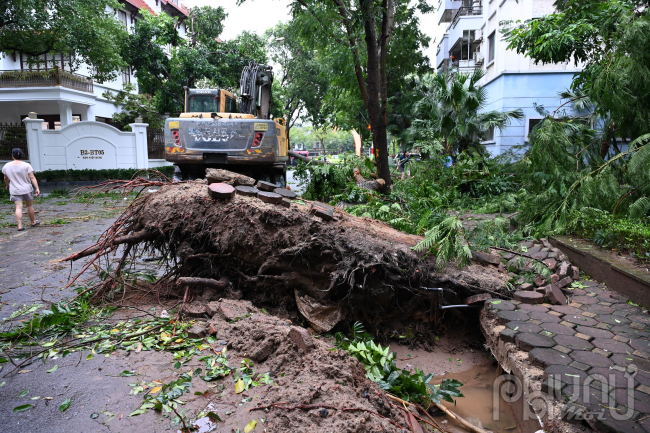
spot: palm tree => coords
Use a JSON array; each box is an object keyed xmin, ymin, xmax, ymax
[{"xmin": 409, "ymin": 69, "xmax": 524, "ymax": 155}]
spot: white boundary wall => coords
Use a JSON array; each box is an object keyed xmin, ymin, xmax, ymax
[{"xmin": 19, "ymin": 119, "xmax": 150, "ymax": 172}]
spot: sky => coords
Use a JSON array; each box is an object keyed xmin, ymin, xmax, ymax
[{"xmin": 181, "ymin": 0, "xmax": 440, "ymax": 66}]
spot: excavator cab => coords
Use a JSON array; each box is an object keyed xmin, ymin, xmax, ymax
[{"xmin": 166, "ymin": 62, "xmax": 287, "ymax": 186}]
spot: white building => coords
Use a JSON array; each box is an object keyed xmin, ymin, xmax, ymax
[
  {"xmin": 434, "ymin": 0, "xmax": 580, "ymax": 155},
  {"xmin": 0, "ymin": 0, "xmax": 188, "ymax": 132}
]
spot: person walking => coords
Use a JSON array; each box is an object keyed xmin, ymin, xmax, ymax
[
  {"xmin": 398, "ymin": 151, "xmax": 412, "ymax": 180},
  {"xmin": 2, "ymin": 148, "xmax": 40, "ymax": 231}
]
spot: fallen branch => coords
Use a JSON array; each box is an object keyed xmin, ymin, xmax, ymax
[
  {"xmin": 353, "ymin": 167, "xmax": 386, "ymax": 191},
  {"xmin": 385, "ymin": 394, "xmax": 448, "ymax": 433},
  {"xmin": 176, "ymin": 277, "xmax": 229, "ymax": 290}
]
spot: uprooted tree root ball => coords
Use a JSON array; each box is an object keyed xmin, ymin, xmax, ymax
[{"xmin": 64, "ymin": 177, "xmax": 508, "ymax": 334}]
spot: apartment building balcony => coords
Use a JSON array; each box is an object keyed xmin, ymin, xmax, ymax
[
  {"xmin": 436, "ymin": 34, "xmax": 450, "ymax": 70},
  {"xmin": 437, "ymin": 0, "xmax": 462, "ymax": 24},
  {"xmin": 0, "ymin": 67, "xmax": 93, "ymax": 93}
]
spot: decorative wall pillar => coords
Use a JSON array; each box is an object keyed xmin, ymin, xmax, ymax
[
  {"xmin": 22, "ymin": 118, "xmax": 44, "ymax": 171},
  {"xmin": 57, "ymin": 101, "xmax": 73, "ymax": 127},
  {"xmin": 85, "ymin": 104, "xmax": 96, "ymax": 122},
  {"xmin": 130, "ymin": 122, "xmax": 149, "ymax": 169}
]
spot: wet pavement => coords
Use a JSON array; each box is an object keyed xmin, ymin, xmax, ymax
[{"xmin": 485, "ymin": 278, "xmax": 650, "ymax": 432}]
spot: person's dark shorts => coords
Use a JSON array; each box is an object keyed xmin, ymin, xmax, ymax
[
  {"xmin": 10, "ymin": 192, "xmax": 34, "ymax": 202},
  {"xmin": 399, "ymin": 165, "xmax": 405, "ymax": 172}
]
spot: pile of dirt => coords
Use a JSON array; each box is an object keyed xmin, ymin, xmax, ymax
[
  {"xmin": 191, "ymin": 298, "xmax": 406, "ymax": 432},
  {"xmin": 66, "ymin": 178, "xmax": 508, "ymax": 334}
]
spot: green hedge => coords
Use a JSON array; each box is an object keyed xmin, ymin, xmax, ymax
[
  {"xmin": 35, "ymin": 167, "xmax": 175, "ymax": 182},
  {"xmin": 573, "ymin": 210, "xmax": 650, "ymax": 262}
]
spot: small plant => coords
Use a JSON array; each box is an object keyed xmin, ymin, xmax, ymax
[{"xmin": 336, "ymin": 322, "xmax": 464, "ymax": 408}]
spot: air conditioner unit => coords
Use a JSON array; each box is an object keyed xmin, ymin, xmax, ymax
[
  {"xmin": 473, "ymin": 52, "xmax": 484, "ymax": 64},
  {"xmin": 474, "ymin": 29, "xmax": 483, "ymax": 41}
]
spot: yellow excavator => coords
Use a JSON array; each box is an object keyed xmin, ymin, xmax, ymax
[{"xmin": 164, "ymin": 62, "xmax": 288, "ymax": 186}]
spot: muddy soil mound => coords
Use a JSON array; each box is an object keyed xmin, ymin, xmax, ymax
[
  {"xmin": 68, "ymin": 179, "xmax": 508, "ymax": 331},
  {"xmin": 201, "ymin": 299, "xmax": 404, "ymax": 432}
]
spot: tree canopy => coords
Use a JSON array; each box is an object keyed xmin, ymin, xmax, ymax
[
  {"xmin": 0, "ymin": 0, "xmax": 128, "ymax": 82},
  {"xmin": 503, "ymin": 0, "xmax": 650, "ymax": 141}
]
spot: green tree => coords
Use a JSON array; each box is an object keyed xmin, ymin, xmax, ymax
[
  {"xmin": 113, "ymin": 7, "xmax": 267, "ymax": 119},
  {"xmin": 274, "ymin": 0, "xmax": 432, "ymax": 189},
  {"xmin": 502, "ymin": 0, "xmax": 650, "ymax": 147},
  {"xmin": 266, "ymin": 23, "xmax": 329, "ymax": 141},
  {"xmin": 0, "ymin": 0, "xmax": 128, "ymax": 81},
  {"xmin": 409, "ymin": 70, "xmax": 524, "ymax": 155}
]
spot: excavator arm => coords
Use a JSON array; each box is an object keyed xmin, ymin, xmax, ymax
[{"xmin": 239, "ymin": 61, "xmax": 273, "ymax": 119}]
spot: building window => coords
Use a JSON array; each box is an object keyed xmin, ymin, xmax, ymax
[
  {"xmin": 122, "ymin": 67, "xmax": 131, "ymax": 85},
  {"xmin": 117, "ymin": 10, "xmax": 128, "ymax": 27},
  {"xmin": 488, "ymin": 31, "xmax": 495, "ymax": 63},
  {"xmin": 526, "ymin": 118, "xmax": 543, "ymax": 140},
  {"xmin": 484, "ymin": 126, "xmax": 495, "ymax": 142}
]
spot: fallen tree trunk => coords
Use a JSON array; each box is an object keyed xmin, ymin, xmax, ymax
[
  {"xmin": 66, "ymin": 176, "xmax": 508, "ymax": 332},
  {"xmin": 288, "ymin": 150, "xmax": 327, "ymax": 164},
  {"xmin": 353, "ymin": 167, "xmax": 386, "ymax": 191}
]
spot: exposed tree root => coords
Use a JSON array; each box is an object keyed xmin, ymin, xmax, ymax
[{"xmin": 63, "ymin": 175, "xmax": 508, "ymax": 332}]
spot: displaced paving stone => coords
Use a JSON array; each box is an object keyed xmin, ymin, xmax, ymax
[
  {"xmin": 529, "ymin": 348, "xmax": 572, "ymax": 368},
  {"xmin": 633, "ymin": 350, "xmax": 650, "ymax": 359},
  {"xmin": 542, "ymin": 376, "xmax": 565, "ymax": 398},
  {"xmin": 520, "ymin": 283, "xmax": 534, "ymax": 291},
  {"xmin": 562, "ymin": 288, "xmax": 586, "ymax": 296},
  {"xmin": 564, "ymin": 314, "xmax": 599, "ymax": 327},
  {"xmin": 280, "ymin": 198, "xmax": 292, "ymax": 208},
  {"xmin": 506, "ymin": 321, "xmax": 543, "ymax": 333},
  {"xmin": 499, "ymin": 328, "xmax": 518, "ymax": 343},
  {"xmin": 470, "ymin": 250, "xmax": 502, "ymax": 266},
  {"xmin": 258, "ymin": 191, "xmax": 283, "ymax": 204},
  {"xmin": 558, "ymin": 261, "xmax": 571, "ymax": 278},
  {"xmin": 550, "ymin": 305, "xmax": 583, "ymax": 315},
  {"xmin": 273, "ymin": 187, "xmax": 297, "ymax": 199},
  {"xmin": 576, "ymin": 326, "xmax": 614, "ymax": 339},
  {"xmin": 571, "ymin": 295, "xmax": 598, "ymax": 305},
  {"xmin": 550, "ymin": 274, "xmax": 560, "ymax": 284},
  {"xmin": 529, "ymin": 312, "xmax": 562, "ymax": 323},
  {"xmin": 518, "ymin": 304, "xmax": 549, "ymax": 313},
  {"xmin": 592, "ymin": 348, "xmax": 612, "ymax": 358},
  {"xmin": 513, "ymin": 291, "xmax": 544, "ymax": 304},
  {"xmin": 534, "ymin": 275, "xmax": 546, "ymax": 287},
  {"xmin": 288, "ymin": 327, "xmax": 316, "ymax": 354},
  {"xmin": 531, "ymin": 251, "xmax": 548, "ymax": 260},
  {"xmin": 583, "ymin": 304, "xmax": 615, "ymax": 315},
  {"xmin": 256, "ymin": 180, "xmax": 278, "ymax": 191},
  {"xmin": 598, "ymin": 315, "xmax": 631, "ymax": 326},
  {"xmin": 516, "ymin": 332, "xmax": 556, "ymax": 351},
  {"xmin": 546, "ymin": 284, "xmax": 568, "ymax": 305},
  {"xmin": 554, "ymin": 335, "xmax": 593, "ymax": 351},
  {"xmin": 541, "ymin": 322, "xmax": 577, "ymax": 336},
  {"xmin": 567, "ymin": 265, "xmax": 580, "ymax": 280},
  {"xmin": 310, "ymin": 202, "xmax": 335, "ymax": 221},
  {"xmin": 542, "ymin": 258, "xmax": 557, "ymax": 270},
  {"xmin": 570, "ymin": 350, "xmax": 614, "ymax": 368},
  {"xmin": 235, "ymin": 185, "xmax": 260, "ymax": 197},
  {"xmin": 497, "ymin": 310, "xmax": 531, "ymax": 324},
  {"xmin": 208, "ymin": 183, "xmax": 235, "ymax": 199},
  {"xmin": 554, "ymin": 345, "xmax": 572, "ymax": 354},
  {"xmin": 555, "ymin": 276, "xmax": 573, "ymax": 289}
]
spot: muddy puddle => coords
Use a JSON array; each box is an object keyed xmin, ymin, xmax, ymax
[
  {"xmin": 390, "ymin": 337, "xmax": 520, "ymax": 433},
  {"xmin": 430, "ymin": 364, "xmax": 521, "ymax": 433}
]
